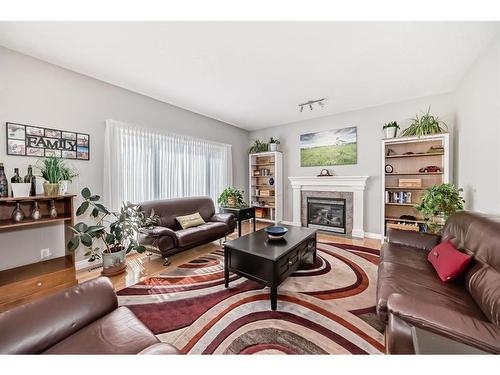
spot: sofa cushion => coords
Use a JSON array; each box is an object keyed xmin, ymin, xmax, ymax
[
  {"xmin": 427, "ymin": 241, "xmax": 472, "ymax": 282},
  {"xmin": 380, "ymin": 242, "xmax": 433, "ymax": 271},
  {"xmin": 176, "ymin": 212, "xmax": 205, "ymax": 229},
  {"xmin": 44, "ymin": 306, "xmax": 159, "ymax": 354},
  {"xmin": 377, "ymin": 261, "xmax": 485, "ymax": 323},
  {"xmin": 176, "ymin": 222, "xmax": 228, "ymax": 248},
  {"xmin": 466, "ymin": 264, "xmax": 500, "ymax": 326}
]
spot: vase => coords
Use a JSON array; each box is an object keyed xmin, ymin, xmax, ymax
[
  {"xmin": 268, "ymin": 143, "xmax": 278, "ymax": 152},
  {"xmin": 227, "ymin": 196, "xmax": 237, "ymax": 207},
  {"xmin": 43, "ymin": 183, "xmax": 60, "ymax": 196},
  {"xmin": 59, "ymin": 180, "xmax": 70, "ymax": 195},
  {"xmin": 101, "ymin": 246, "xmax": 127, "ymax": 276},
  {"xmin": 384, "ymin": 127, "xmax": 397, "ymax": 138},
  {"xmin": 31, "ymin": 201, "xmax": 41, "ymax": 220},
  {"xmin": 49, "ymin": 200, "xmax": 58, "ymax": 218},
  {"xmin": 11, "ymin": 202, "xmax": 25, "ymax": 222},
  {"xmin": 11, "ymin": 183, "xmax": 31, "ymax": 198}
]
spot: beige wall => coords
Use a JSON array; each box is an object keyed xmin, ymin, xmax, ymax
[
  {"xmin": 0, "ymin": 46, "xmax": 250, "ymax": 270},
  {"xmin": 454, "ymin": 35, "xmax": 500, "ymax": 214}
]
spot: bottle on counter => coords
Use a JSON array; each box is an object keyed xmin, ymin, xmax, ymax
[
  {"xmin": 11, "ymin": 168, "xmax": 22, "ymax": 183},
  {"xmin": 0, "ymin": 163, "xmax": 8, "ymax": 198},
  {"xmin": 24, "ymin": 165, "xmax": 36, "ymax": 196}
]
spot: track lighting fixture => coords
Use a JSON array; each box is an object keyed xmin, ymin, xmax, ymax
[{"xmin": 298, "ymin": 98, "xmax": 326, "ymax": 112}]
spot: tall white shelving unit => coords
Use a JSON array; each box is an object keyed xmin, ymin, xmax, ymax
[
  {"xmin": 381, "ymin": 133, "xmax": 451, "ymax": 237},
  {"xmin": 249, "ymin": 151, "xmax": 283, "ymax": 224}
]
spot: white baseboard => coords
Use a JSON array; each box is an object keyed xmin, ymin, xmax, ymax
[
  {"xmin": 75, "ymin": 258, "xmax": 101, "ymax": 271},
  {"xmin": 364, "ymin": 232, "xmax": 383, "ymax": 240}
]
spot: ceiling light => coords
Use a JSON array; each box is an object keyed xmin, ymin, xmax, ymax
[{"xmin": 298, "ymin": 98, "xmax": 327, "ymax": 112}]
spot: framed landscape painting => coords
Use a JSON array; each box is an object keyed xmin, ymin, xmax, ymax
[{"xmin": 300, "ymin": 126, "xmax": 357, "ymax": 167}]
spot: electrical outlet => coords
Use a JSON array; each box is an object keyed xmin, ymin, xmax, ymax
[{"xmin": 40, "ymin": 248, "xmax": 51, "ymax": 260}]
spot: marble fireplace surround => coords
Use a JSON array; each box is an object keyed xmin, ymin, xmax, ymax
[{"xmin": 288, "ymin": 176, "xmax": 369, "ymax": 238}]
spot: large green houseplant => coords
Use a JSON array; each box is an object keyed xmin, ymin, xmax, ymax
[
  {"xmin": 401, "ymin": 106, "xmax": 447, "ymax": 137},
  {"xmin": 416, "ymin": 183, "xmax": 465, "ymax": 233},
  {"xmin": 217, "ymin": 187, "xmax": 246, "ymax": 208},
  {"xmin": 67, "ymin": 187, "xmax": 158, "ymax": 275}
]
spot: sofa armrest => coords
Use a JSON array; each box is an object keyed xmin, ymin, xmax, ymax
[
  {"xmin": 386, "ymin": 228, "xmax": 441, "ymax": 252},
  {"xmin": 0, "ymin": 277, "xmax": 118, "ymax": 354},
  {"xmin": 210, "ymin": 213, "xmax": 235, "ymax": 225},
  {"xmin": 387, "ymin": 294, "xmax": 500, "ymax": 353},
  {"xmin": 139, "ymin": 226, "xmax": 178, "ymax": 247},
  {"xmin": 138, "ymin": 342, "xmax": 181, "ymax": 355}
]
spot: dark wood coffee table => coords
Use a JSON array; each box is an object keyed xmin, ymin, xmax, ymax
[{"xmin": 223, "ymin": 225, "xmax": 317, "ymax": 310}]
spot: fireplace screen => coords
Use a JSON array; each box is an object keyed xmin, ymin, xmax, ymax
[{"xmin": 307, "ymin": 197, "xmax": 346, "ymax": 234}]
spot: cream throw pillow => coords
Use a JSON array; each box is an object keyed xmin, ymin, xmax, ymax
[{"xmin": 176, "ymin": 212, "xmax": 206, "ymax": 229}]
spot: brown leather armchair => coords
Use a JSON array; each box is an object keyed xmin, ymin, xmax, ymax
[
  {"xmin": 138, "ymin": 196, "xmax": 236, "ymax": 264},
  {"xmin": 0, "ymin": 277, "xmax": 180, "ymax": 354},
  {"xmin": 377, "ymin": 211, "xmax": 500, "ymax": 354}
]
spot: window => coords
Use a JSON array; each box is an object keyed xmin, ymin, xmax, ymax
[{"xmin": 104, "ymin": 120, "xmax": 232, "ymax": 210}]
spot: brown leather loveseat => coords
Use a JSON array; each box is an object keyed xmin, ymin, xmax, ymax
[
  {"xmin": 0, "ymin": 277, "xmax": 180, "ymax": 354},
  {"xmin": 377, "ymin": 211, "xmax": 500, "ymax": 354},
  {"xmin": 138, "ymin": 196, "xmax": 236, "ymax": 264}
]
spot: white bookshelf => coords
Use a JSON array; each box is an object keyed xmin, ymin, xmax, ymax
[
  {"xmin": 381, "ymin": 133, "xmax": 451, "ymax": 237},
  {"xmin": 249, "ymin": 151, "xmax": 283, "ymax": 224}
]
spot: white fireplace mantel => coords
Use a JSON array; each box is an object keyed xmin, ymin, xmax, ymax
[{"xmin": 288, "ymin": 176, "xmax": 369, "ymax": 238}]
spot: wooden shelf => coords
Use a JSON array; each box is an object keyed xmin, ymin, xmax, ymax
[
  {"xmin": 0, "ymin": 255, "xmax": 74, "ymax": 286},
  {"xmin": 386, "ymin": 186, "xmax": 426, "ymax": 190},
  {"xmin": 385, "ymin": 152, "xmax": 444, "ymax": 159},
  {"xmin": 386, "ymin": 172, "xmax": 444, "ymax": 176},
  {"xmin": 251, "ymin": 184, "xmax": 275, "ymax": 188},
  {"xmin": 0, "ymin": 215, "xmax": 72, "ymax": 230},
  {"xmin": 252, "ymin": 174, "xmax": 274, "ymax": 177},
  {"xmin": 385, "ymin": 217, "xmax": 426, "ymax": 224},
  {"xmin": 253, "ymin": 205, "xmax": 275, "ymax": 209},
  {"xmin": 385, "ymin": 203, "xmax": 415, "ymax": 207},
  {"xmin": 252, "ymin": 195, "xmax": 275, "ymax": 199},
  {"xmin": 0, "ymin": 194, "xmax": 76, "ymax": 203},
  {"xmin": 252, "ymin": 163, "xmax": 275, "ymax": 167}
]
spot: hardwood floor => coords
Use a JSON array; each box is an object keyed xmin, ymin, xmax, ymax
[{"xmin": 76, "ymin": 221, "xmax": 381, "ymax": 291}]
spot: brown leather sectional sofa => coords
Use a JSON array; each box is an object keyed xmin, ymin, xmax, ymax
[
  {"xmin": 0, "ymin": 277, "xmax": 180, "ymax": 354},
  {"xmin": 138, "ymin": 196, "xmax": 236, "ymax": 264},
  {"xmin": 377, "ymin": 211, "xmax": 500, "ymax": 354}
]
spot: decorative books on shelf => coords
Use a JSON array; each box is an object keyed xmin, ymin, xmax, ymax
[{"xmin": 381, "ymin": 133, "xmax": 450, "ymax": 236}]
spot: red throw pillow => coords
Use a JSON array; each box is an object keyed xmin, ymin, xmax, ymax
[{"xmin": 427, "ymin": 241, "xmax": 472, "ymax": 282}]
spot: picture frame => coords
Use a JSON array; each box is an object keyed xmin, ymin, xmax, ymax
[{"xmin": 5, "ymin": 122, "xmax": 90, "ymax": 160}]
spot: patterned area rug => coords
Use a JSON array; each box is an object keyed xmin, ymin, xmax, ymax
[{"xmin": 117, "ymin": 242, "xmax": 385, "ymax": 354}]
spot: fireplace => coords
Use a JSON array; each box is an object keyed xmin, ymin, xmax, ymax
[{"xmin": 307, "ymin": 197, "xmax": 346, "ymax": 234}]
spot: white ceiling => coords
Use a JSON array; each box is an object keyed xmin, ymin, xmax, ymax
[{"xmin": 0, "ymin": 22, "xmax": 498, "ymax": 131}]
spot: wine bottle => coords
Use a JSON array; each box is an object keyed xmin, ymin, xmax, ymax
[
  {"xmin": 11, "ymin": 168, "xmax": 22, "ymax": 183},
  {"xmin": 0, "ymin": 163, "xmax": 8, "ymax": 197},
  {"xmin": 24, "ymin": 165, "xmax": 36, "ymax": 196}
]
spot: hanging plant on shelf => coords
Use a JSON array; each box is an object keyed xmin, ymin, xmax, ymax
[
  {"xmin": 401, "ymin": 106, "xmax": 448, "ymax": 137},
  {"xmin": 249, "ymin": 139, "xmax": 269, "ymax": 154},
  {"xmin": 415, "ymin": 183, "xmax": 465, "ymax": 233}
]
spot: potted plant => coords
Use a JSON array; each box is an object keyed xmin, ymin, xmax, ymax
[
  {"xmin": 268, "ymin": 137, "xmax": 280, "ymax": 152},
  {"xmin": 217, "ymin": 187, "xmax": 246, "ymax": 208},
  {"xmin": 382, "ymin": 121, "xmax": 400, "ymax": 138},
  {"xmin": 249, "ymin": 139, "xmax": 269, "ymax": 154},
  {"xmin": 59, "ymin": 164, "xmax": 79, "ymax": 195},
  {"xmin": 401, "ymin": 106, "xmax": 448, "ymax": 137},
  {"xmin": 67, "ymin": 187, "xmax": 157, "ymax": 276},
  {"xmin": 37, "ymin": 156, "xmax": 65, "ymax": 196},
  {"xmin": 416, "ymin": 183, "xmax": 465, "ymax": 233},
  {"xmin": 10, "ymin": 168, "xmax": 31, "ymax": 198}
]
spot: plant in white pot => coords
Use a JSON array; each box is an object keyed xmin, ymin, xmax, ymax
[
  {"xmin": 37, "ymin": 156, "xmax": 64, "ymax": 196},
  {"xmin": 268, "ymin": 137, "xmax": 280, "ymax": 152},
  {"xmin": 67, "ymin": 187, "xmax": 158, "ymax": 276},
  {"xmin": 59, "ymin": 164, "xmax": 79, "ymax": 195},
  {"xmin": 382, "ymin": 121, "xmax": 400, "ymax": 138}
]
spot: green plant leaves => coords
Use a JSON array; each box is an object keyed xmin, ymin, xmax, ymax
[
  {"xmin": 81, "ymin": 187, "xmax": 91, "ymax": 199},
  {"xmin": 67, "ymin": 236, "xmax": 80, "ymax": 251},
  {"xmin": 74, "ymin": 222, "xmax": 88, "ymax": 232},
  {"xmin": 80, "ymin": 233, "xmax": 93, "ymax": 247},
  {"xmin": 76, "ymin": 201, "xmax": 89, "ymax": 216}
]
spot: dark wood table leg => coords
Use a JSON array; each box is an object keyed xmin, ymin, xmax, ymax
[
  {"xmin": 270, "ymin": 284, "xmax": 278, "ymax": 310},
  {"xmin": 238, "ymin": 219, "xmax": 242, "ymax": 237},
  {"xmin": 313, "ymin": 233, "xmax": 318, "ymax": 263},
  {"xmin": 253, "ymin": 216, "xmax": 256, "ymax": 232},
  {"xmin": 224, "ymin": 246, "xmax": 229, "ymax": 288}
]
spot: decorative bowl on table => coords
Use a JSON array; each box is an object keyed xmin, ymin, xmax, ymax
[{"xmin": 265, "ymin": 226, "xmax": 288, "ymax": 240}]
